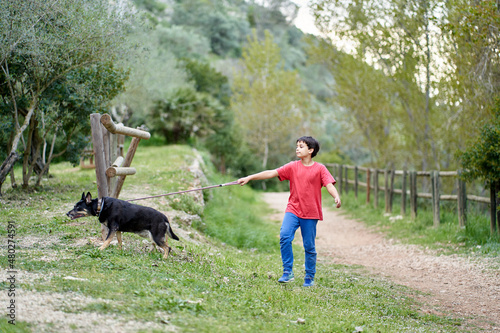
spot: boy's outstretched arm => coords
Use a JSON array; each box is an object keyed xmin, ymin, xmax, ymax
[
  {"xmin": 238, "ymin": 170, "xmax": 279, "ymax": 185},
  {"xmin": 326, "ymin": 183, "xmax": 341, "ymax": 208}
]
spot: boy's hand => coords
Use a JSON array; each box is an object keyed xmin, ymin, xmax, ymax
[
  {"xmin": 237, "ymin": 177, "xmax": 250, "ymax": 185},
  {"xmin": 335, "ymin": 197, "xmax": 341, "ymax": 208}
]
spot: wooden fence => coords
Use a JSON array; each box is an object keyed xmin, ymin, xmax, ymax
[{"xmin": 325, "ymin": 164, "xmax": 499, "ymax": 234}]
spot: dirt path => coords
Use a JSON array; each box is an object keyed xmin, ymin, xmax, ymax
[{"xmin": 262, "ymin": 192, "xmax": 500, "ymax": 332}]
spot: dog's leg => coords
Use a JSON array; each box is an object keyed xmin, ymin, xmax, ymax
[
  {"xmin": 101, "ymin": 225, "xmax": 109, "ymax": 241},
  {"xmin": 160, "ymin": 244, "xmax": 172, "ymax": 259},
  {"xmin": 116, "ymin": 231, "xmax": 122, "ymax": 250},
  {"xmin": 99, "ymin": 230, "xmax": 116, "ymax": 251},
  {"xmin": 160, "ymin": 237, "xmax": 171, "ymax": 260},
  {"xmin": 152, "ymin": 234, "xmax": 172, "ymax": 259}
]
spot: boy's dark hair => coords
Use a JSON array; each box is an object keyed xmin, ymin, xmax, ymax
[{"xmin": 297, "ymin": 136, "xmax": 320, "ymax": 158}]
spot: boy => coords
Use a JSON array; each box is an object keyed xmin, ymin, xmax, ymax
[{"xmin": 237, "ymin": 136, "xmax": 341, "ymax": 287}]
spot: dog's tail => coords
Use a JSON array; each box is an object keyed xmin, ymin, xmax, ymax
[{"xmin": 166, "ymin": 222, "xmax": 179, "ymax": 241}]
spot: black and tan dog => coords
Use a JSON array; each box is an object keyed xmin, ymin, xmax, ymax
[{"xmin": 67, "ymin": 192, "xmax": 179, "ymax": 259}]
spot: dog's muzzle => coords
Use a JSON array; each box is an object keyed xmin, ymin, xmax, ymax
[{"xmin": 66, "ymin": 211, "xmax": 88, "ymax": 220}]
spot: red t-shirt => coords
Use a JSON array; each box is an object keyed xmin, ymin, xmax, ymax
[{"xmin": 276, "ymin": 161, "xmax": 336, "ymax": 220}]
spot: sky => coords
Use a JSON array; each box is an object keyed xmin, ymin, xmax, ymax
[{"xmin": 291, "ymin": 0, "xmax": 321, "ymax": 35}]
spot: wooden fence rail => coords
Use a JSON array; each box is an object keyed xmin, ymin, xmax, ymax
[{"xmin": 325, "ymin": 163, "xmax": 499, "ymax": 234}]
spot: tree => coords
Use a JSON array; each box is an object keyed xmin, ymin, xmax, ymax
[
  {"xmin": 147, "ymin": 87, "xmax": 226, "ymax": 144},
  {"xmin": 181, "ymin": 58, "xmax": 238, "ymax": 173},
  {"xmin": 310, "ymin": 0, "xmax": 500, "ymax": 170},
  {"xmin": 203, "ymin": 109, "xmax": 242, "ymax": 175},
  {"xmin": 459, "ymin": 103, "xmax": 500, "ymax": 185},
  {"xmin": 170, "ymin": 0, "xmax": 250, "ymax": 57},
  {"xmin": 309, "ymin": 0, "xmax": 487, "ymax": 170},
  {"xmin": 441, "ymin": 0, "xmax": 500, "ymax": 136},
  {"xmin": 307, "ymin": 41, "xmax": 401, "ymax": 167},
  {"xmin": 450, "ymin": 1, "xmax": 500, "ymax": 232},
  {"xmin": 111, "ymin": 27, "xmax": 194, "ymax": 127},
  {"xmin": 182, "ymin": 58, "xmax": 232, "ymax": 106},
  {"xmin": 458, "ymin": 99, "xmax": 500, "ymax": 232},
  {"xmin": 0, "ymin": 0, "xmax": 132, "ymax": 193},
  {"xmin": 232, "ymin": 30, "xmax": 311, "ymax": 171}
]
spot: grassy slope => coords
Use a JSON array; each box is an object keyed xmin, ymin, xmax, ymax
[{"xmin": 0, "ymin": 145, "xmax": 464, "ymax": 332}]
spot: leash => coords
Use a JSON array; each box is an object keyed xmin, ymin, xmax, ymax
[{"xmin": 126, "ymin": 181, "xmax": 240, "ymax": 202}]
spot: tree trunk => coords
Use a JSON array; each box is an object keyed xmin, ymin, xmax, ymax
[
  {"xmin": 0, "ymin": 153, "xmax": 19, "ymax": 195},
  {"xmin": 35, "ymin": 128, "xmax": 72, "ymax": 187},
  {"xmin": 36, "ymin": 131, "xmax": 57, "ymax": 186},
  {"xmin": 31, "ymin": 123, "xmax": 46, "ymax": 176},
  {"xmin": 10, "ymin": 168, "xmax": 17, "ymax": 189},
  {"xmin": 0, "ymin": 99, "xmax": 37, "ymax": 192},
  {"xmin": 22, "ymin": 119, "xmax": 42, "ymax": 187},
  {"xmin": 21, "ymin": 119, "xmax": 45, "ymax": 188},
  {"xmin": 423, "ymin": 1, "xmax": 438, "ymax": 169},
  {"xmin": 22, "ymin": 120, "xmax": 35, "ymax": 188}
]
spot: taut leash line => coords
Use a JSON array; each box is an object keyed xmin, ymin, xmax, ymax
[{"xmin": 126, "ymin": 181, "xmax": 240, "ymax": 202}]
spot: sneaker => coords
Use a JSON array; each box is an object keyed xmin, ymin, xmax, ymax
[
  {"xmin": 303, "ymin": 277, "xmax": 314, "ymax": 287},
  {"xmin": 278, "ymin": 271, "xmax": 294, "ymax": 283}
]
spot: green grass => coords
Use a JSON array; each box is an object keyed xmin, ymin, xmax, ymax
[
  {"xmin": 0, "ymin": 145, "xmax": 468, "ymax": 332},
  {"xmin": 200, "ymin": 175, "xmax": 280, "ymax": 252}
]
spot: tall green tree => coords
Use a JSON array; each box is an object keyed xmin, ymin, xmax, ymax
[
  {"xmin": 147, "ymin": 87, "xmax": 226, "ymax": 144},
  {"xmin": 0, "ymin": 0, "xmax": 132, "ymax": 193},
  {"xmin": 112, "ymin": 27, "xmax": 194, "ymax": 127},
  {"xmin": 232, "ymin": 30, "xmax": 311, "ymax": 170},
  {"xmin": 458, "ymin": 99, "xmax": 500, "ymax": 232},
  {"xmin": 182, "ymin": 58, "xmax": 232, "ymax": 106},
  {"xmin": 309, "ymin": 0, "xmax": 472, "ymax": 170},
  {"xmin": 170, "ymin": 0, "xmax": 250, "ymax": 57},
  {"xmin": 459, "ymin": 101, "xmax": 500, "ymax": 185},
  {"xmin": 307, "ymin": 42, "xmax": 400, "ymax": 167},
  {"xmin": 441, "ymin": 0, "xmax": 500, "ymax": 141}
]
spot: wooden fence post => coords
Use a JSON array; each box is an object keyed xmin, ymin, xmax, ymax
[
  {"xmin": 401, "ymin": 170, "xmax": 407, "ymax": 215},
  {"xmin": 410, "ymin": 171, "xmax": 417, "ymax": 219},
  {"xmin": 345, "ymin": 165, "xmax": 349, "ymax": 194},
  {"xmin": 374, "ymin": 169, "xmax": 379, "ymax": 209},
  {"xmin": 457, "ymin": 170, "xmax": 467, "ymax": 227},
  {"xmin": 338, "ymin": 165, "xmax": 343, "ymax": 194},
  {"xmin": 431, "ymin": 171, "xmax": 440, "ymax": 227},
  {"xmin": 118, "ymin": 133, "xmax": 124, "ymax": 157},
  {"xmin": 101, "ymin": 125, "xmax": 111, "ymax": 191},
  {"xmin": 90, "ymin": 114, "xmax": 108, "ymax": 199},
  {"xmin": 354, "ymin": 166, "xmax": 359, "ymax": 199},
  {"xmin": 90, "ymin": 114, "xmax": 109, "ymax": 241},
  {"xmin": 109, "ymin": 133, "xmax": 119, "ymax": 195},
  {"xmin": 389, "ymin": 169, "xmax": 395, "ymax": 213},
  {"xmin": 112, "ymin": 137, "xmax": 141, "ymax": 198},
  {"xmin": 384, "ymin": 169, "xmax": 390, "ymax": 213},
  {"xmin": 366, "ymin": 168, "xmax": 371, "ymax": 204},
  {"xmin": 496, "ymin": 181, "xmax": 500, "ymax": 234},
  {"xmin": 490, "ymin": 181, "xmax": 497, "ymax": 234}
]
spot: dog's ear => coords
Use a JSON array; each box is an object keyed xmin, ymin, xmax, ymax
[
  {"xmin": 85, "ymin": 192, "xmax": 92, "ymax": 204},
  {"xmin": 81, "ymin": 192, "xmax": 86, "ymax": 201}
]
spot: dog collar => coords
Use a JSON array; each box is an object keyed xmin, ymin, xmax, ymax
[{"xmin": 97, "ymin": 198, "xmax": 104, "ymax": 217}]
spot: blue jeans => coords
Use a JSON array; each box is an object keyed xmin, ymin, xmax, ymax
[{"xmin": 279, "ymin": 212, "xmax": 318, "ymax": 278}]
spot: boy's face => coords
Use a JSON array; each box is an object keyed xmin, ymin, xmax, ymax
[{"xmin": 296, "ymin": 141, "xmax": 313, "ymax": 159}]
